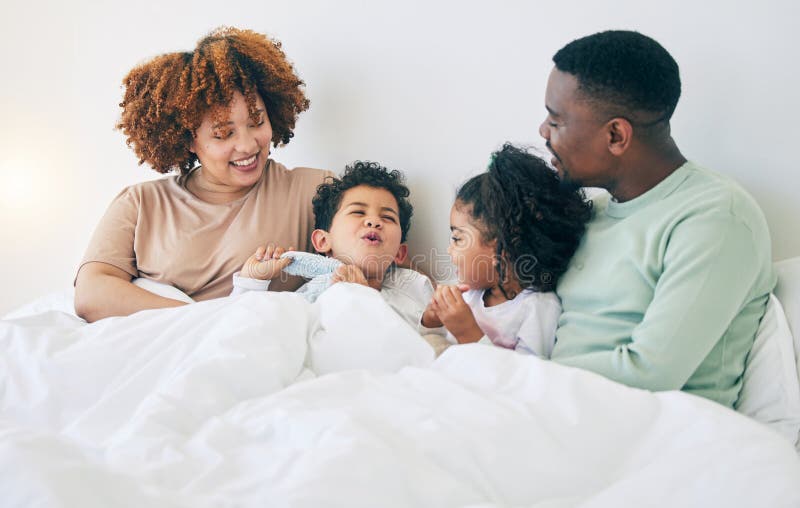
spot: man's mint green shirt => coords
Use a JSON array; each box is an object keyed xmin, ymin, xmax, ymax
[{"xmin": 552, "ymin": 161, "xmax": 776, "ymax": 408}]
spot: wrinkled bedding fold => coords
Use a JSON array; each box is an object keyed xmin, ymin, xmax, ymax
[{"xmin": 1, "ymin": 284, "xmax": 798, "ymax": 507}]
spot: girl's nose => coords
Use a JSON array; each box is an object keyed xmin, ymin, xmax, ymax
[{"xmin": 364, "ymin": 218, "xmax": 382, "ymax": 229}]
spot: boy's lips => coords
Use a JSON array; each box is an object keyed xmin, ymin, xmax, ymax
[{"xmin": 361, "ymin": 231, "xmax": 382, "ymax": 245}]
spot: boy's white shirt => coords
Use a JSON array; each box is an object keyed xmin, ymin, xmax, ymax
[
  {"xmin": 232, "ymin": 267, "xmax": 434, "ymax": 333},
  {"xmin": 421, "ymin": 288, "xmax": 561, "ymax": 358}
]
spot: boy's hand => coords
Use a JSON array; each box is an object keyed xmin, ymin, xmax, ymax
[
  {"xmin": 241, "ymin": 245, "xmax": 294, "ymax": 280},
  {"xmin": 331, "ymin": 265, "xmax": 369, "ymax": 287},
  {"xmin": 431, "ymin": 285, "xmax": 483, "ymax": 343}
]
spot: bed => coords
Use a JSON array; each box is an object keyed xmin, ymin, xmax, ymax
[{"xmin": 1, "ymin": 259, "xmax": 799, "ymax": 507}]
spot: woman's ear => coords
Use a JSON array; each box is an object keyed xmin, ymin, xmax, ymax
[
  {"xmin": 394, "ymin": 244, "xmax": 409, "ymax": 265},
  {"xmin": 311, "ymin": 229, "xmax": 332, "ymax": 254}
]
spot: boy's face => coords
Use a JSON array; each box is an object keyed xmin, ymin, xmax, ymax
[{"xmin": 312, "ymin": 185, "xmax": 407, "ymax": 278}]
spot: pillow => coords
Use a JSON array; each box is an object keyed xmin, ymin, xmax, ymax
[
  {"xmin": 132, "ymin": 277, "xmax": 195, "ymax": 303},
  {"xmin": 735, "ymin": 294, "xmax": 800, "ymax": 449},
  {"xmin": 774, "ymin": 256, "xmax": 800, "ymax": 388}
]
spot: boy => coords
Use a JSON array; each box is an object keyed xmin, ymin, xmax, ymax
[{"xmin": 232, "ymin": 161, "xmax": 433, "ymax": 330}]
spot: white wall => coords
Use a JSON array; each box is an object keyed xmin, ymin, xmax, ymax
[{"xmin": 1, "ymin": 0, "xmax": 798, "ymax": 315}]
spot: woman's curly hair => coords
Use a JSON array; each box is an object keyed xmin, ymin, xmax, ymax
[
  {"xmin": 456, "ymin": 143, "xmax": 592, "ymax": 293},
  {"xmin": 117, "ymin": 26, "xmax": 309, "ymax": 174},
  {"xmin": 313, "ymin": 161, "xmax": 414, "ymax": 242}
]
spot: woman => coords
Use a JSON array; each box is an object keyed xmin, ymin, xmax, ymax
[{"xmin": 74, "ymin": 27, "xmax": 332, "ymax": 322}]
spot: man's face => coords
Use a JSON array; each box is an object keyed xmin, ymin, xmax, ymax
[
  {"xmin": 315, "ymin": 185, "xmax": 406, "ymax": 278},
  {"xmin": 539, "ymin": 68, "xmax": 613, "ymax": 190}
]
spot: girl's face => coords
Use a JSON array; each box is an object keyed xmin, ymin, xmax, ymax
[
  {"xmin": 190, "ymin": 91, "xmax": 273, "ymax": 193},
  {"xmin": 447, "ymin": 202, "xmax": 498, "ymax": 289}
]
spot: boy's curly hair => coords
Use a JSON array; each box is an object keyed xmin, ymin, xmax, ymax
[
  {"xmin": 117, "ymin": 26, "xmax": 309, "ymax": 174},
  {"xmin": 313, "ymin": 161, "xmax": 414, "ymax": 242},
  {"xmin": 456, "ymin": 143, "xmax": 592, "ymax": 292}
]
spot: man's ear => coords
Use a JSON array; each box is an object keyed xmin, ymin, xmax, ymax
[
  {"xmin": 394, "ymin": 243, "xmax": 409, "ymax": 265},
  {"xmin": 311, "ymin": 229, "xmax": 332, "ymax": 254},
  {"xmin": 606, "ymin": 117, "xmax": 633, "ymax": 156}
]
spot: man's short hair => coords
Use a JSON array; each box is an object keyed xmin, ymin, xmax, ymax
[
  {"xmin": 312, "ymin": 161, "xmax": 414, "ymax": 242},
  {"xmin": 553, "ymin": 30, "xmax": 681, "ymax": 122}
]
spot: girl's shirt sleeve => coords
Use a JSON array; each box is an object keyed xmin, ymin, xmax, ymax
[{"xmin": 514, "ymin": 293, "xmax": 561, "ymax": 358}]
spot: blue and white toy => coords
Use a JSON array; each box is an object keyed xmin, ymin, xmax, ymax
[
  {"xmin": 279, "ymin": 252, "xmax": 343, "ymax": 303},
  {"xmin": 280, "ymin": 251, "xmax": 342, "ymax": 278}
]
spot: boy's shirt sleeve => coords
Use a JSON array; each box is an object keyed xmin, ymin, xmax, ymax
[
  {"xmin": 383, "ymin": 269, "xmax": 446, "ymax": 335},
  {"xmin": 230, "ymin": 272, "xmax": 271, "ymax": 296}
]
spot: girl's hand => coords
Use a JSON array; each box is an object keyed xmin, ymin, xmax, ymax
[
  {"xmin": 241, "ymin": 245, "xmax": 294, "ymax": 280},
  {"xmin": 421, "ymin": 303, "xmax": 443, "ymax": 328},
  {"xmin": 431, "ymin": 285, "xmax": 484, "ymax": 343},
  {"xmin": 331, "ymin": 265, "xmax": 369, "ymax": 287}
]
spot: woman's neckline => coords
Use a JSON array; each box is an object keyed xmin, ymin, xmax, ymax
[{"xmin": 177, "ymin": 160, "xmax": 269, "ymax": 205}]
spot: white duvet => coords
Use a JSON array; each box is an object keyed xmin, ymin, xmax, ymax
[{"xmin": 1, "ymin": 284, "xmax": 799, "ymax": 507}]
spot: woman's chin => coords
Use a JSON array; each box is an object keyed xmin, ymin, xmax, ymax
[{"xmin": 229, "ymin": 166, "xmax": 263, "ymax": 187}]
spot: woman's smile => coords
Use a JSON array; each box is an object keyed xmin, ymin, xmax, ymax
[{"xmin": 230, "ymin": 153, "xmax": 260, "ymax": 172}]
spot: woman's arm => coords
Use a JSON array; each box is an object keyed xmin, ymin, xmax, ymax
[{"xmin": 74, "ymin": 262, "xmax": 187, "ymax": 322}]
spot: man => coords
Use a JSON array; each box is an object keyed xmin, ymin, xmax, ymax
[{"xmin": 541, "ymin": 30, "xmax": 775, "ymax": 408}]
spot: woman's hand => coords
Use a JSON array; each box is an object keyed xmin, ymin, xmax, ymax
[
  {"xmin": 431, "ymin": 285, "xmax": 484, "ymax": 343},
  {"xmin": 330, "ymin": 265, "xmax": 369, "ymax": 287},
  {"xmin": 241, "ymin": 245, "xmax": 294, "ymax": 280}
]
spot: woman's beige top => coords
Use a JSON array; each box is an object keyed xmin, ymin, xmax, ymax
[{"xmin": 78, "ymin": 159, "xmax": 333, "ymax": 300}]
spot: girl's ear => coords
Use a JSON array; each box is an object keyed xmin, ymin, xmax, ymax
[
  {"xmin": 311, "ymin": 229, "xmax": 332, "ymax": 254},
  {"xmin": 394, "ymin": 243, "xmax": 409, "ymax": 265},
  {"xmin": 491, "ymin": 241, "xmax": 501, "ymax": 266}
]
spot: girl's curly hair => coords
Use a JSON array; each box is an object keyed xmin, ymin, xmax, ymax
[
  {"xmin": 456, "ymin": 143, "xmax": 592, "ymax": 293},
  {"xmin": 117, "ymin": 26, "xmax": 310, "ymax": 174}
]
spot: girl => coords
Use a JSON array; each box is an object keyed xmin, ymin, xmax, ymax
[{"xmin": 421, "ymin": 143, "xmax": 592, "ymax": 357}]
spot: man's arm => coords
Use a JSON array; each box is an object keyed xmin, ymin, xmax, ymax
[{"xmin": 552, "ymin": 214, "xmax": 767, "ymax": 391}]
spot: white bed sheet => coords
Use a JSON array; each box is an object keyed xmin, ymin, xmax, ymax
[{"xmin": 1, "ymin": 284, "xmax": 799, "ymax": 507}]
